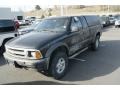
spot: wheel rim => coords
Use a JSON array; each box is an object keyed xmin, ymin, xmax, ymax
[
  {"xmin": 96, "ymin": 38, "xmax": 99, "ymax": 48},
  {"xmin": 56, "ymin": 58, "xmax": 66, "ymax": 74}
]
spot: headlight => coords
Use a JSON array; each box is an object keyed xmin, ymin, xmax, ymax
[{"xmin": 28, "ymin": 51, "xmax": 43, "ymax": 59}]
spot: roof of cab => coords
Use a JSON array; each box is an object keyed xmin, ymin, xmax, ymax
[
  {"xmin": 45, "ymin": 16, "xmax": 72, "ymax": 19},
  {"xmin": 45, "ymin": 15, "xmax": 99, "ymax": 19}
]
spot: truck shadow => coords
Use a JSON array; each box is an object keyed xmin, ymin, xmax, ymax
[
  {"xmin": 102, "ymin": 25, "xmax": 114, "ymax": 32},
  {"xmin": 62, "ymin": 40, "xmax": 120, "ymax": 82},
  {"xmin": 1, "ymin": 40, "xmax": 120, "ymax": 84},
  {"xmin": 4, "ymin": 81, "xmax": 70, "ymax": 85}
]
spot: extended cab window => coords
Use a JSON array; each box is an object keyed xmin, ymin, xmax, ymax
[
  {"xmin": 85, "ymin": 16, "xmax": 101, "ymax": 26},
  {"xmin": 71, "ymin": 17, "xmax": 82, "ymax": 32},
  {"xmin": 80, "ymin": 17, "xmax": 88, "ymax": 28},
  {"xmin": 35, "ymin": 18, "xmax": 69, "ymax": 32}
]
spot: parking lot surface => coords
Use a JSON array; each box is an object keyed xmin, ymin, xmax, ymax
[{"xmin": 0, "ymin": 26, "xmax": 120, "ymax": 85}]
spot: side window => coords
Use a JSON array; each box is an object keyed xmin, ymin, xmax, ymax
[
  {"xmin": 74, "ymin": 17, "xmax": 82, "ymax": 29},
  {"xmin": 80, "ymin": 17, "xmax": 88, "ymax": 28},
  {"xmin": 71, "ymin": 17, "xmax": 82, "ymax": 32}
]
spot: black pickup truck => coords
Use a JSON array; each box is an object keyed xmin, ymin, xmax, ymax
[{"xmin": 4, "ymin": 15, "xmax": 102, "ymax": 79}]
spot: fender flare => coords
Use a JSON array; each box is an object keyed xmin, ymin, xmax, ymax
[
  {"xmin": 44, "ymin": 42, "xmax": 69, "ymax": 69},
  {"xmin": 45, "ymin": 42, "xmax": 69, "ymax": 58},
  {"xmin": 0, "ymin": 37, "xmax": 13, "ymax": 47}
]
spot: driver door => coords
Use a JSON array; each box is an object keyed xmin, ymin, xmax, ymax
[{"xmin": 68, "ymin": 17, "xmax": 84, "ymax": 55}]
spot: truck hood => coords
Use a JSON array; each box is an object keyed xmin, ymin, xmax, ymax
[{"xmin": 6, "ymin": 31, "xmax": 65, "ymax": 49}]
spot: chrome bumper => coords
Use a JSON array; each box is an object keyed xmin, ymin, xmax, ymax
[{"xmin": 4, "ymin": 52, "xmax": 48, "ymax": 69}]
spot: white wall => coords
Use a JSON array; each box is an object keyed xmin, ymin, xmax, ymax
[
  {"xmin": 0, "ymin": 8, "xmax": 13, "ymax": 19},
  {"xmin": 0, "ymin": 8, "xmax": 24, "ymax": 20}
]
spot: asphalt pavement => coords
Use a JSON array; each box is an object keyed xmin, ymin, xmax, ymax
[{"xmin": 0, "ymin": 26, "xmax": 120, "ymax": 85}]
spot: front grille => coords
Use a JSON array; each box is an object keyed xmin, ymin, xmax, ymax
[{"xmin": 6, "ymin": 47, "xmax": 26, "ymax": 58}]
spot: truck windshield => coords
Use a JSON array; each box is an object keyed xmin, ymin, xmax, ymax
[
  {"xmin": 34, "ymin": 18, "xmax": 69, "ymax": 32},
  {"xmin": 30, "ymin": 20, "xmax": 41, "ymax": 28}
]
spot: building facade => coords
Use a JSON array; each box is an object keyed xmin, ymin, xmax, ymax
[{"xmin": 0, "ymin": 8, "xmax": 24, "ymax": 20}]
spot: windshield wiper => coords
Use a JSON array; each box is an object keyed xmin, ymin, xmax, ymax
[
  {"xmin": 41, "ymin": 29, "xmax": 56, "ymax": 32},
  {"xmin": 35, "ymin": 29, "xmax": 49, "ymax": 32},
  {"xmin": 35, "ymin": 29, "xmax": 59, "ymax": 33}
]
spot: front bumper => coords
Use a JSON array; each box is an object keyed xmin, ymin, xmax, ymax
[{"xmin": 4, "ymin": 53, "xmax": 49, "ymax": 70}]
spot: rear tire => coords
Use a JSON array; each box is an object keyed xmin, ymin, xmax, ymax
[
  {"xmin": 91, "ymin": 35, "xmax": 100, "ymax": 51},
  {"xmin": 49, "ymin": 51, "xmax": 68, "ymax": 80}
]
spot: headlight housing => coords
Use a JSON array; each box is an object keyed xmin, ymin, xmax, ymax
[{"xmin": 27, "ymin": 50, "xmax": 43, "ymax": 60}]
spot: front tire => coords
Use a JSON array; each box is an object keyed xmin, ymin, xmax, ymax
[
  {"xmin": 0, "ymin": 44, "xmax": 5, "ymax": 55},
  {"xmin": 49, "ymin": 51, "xmax": 68, "ymax": 79},
  {"xmin": 0, "ymin": 38, "xmax": 13, "ymax": 55},
  {"xmin": 91, "ymin": 35, "xmax": 100, "ymax": 51}
]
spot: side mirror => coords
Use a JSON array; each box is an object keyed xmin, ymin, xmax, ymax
[{"xmin": 71, "ymin": 25, "xmax": 79, "ymax": 32}]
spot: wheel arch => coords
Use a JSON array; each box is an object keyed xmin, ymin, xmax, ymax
[
  {"xmin": 0, "ymin": 37, "xmax": 13, "ymax": 47},
  {"xmin": 96, "ymin": 32, "xmax": 101, "ymax": 37},
  {"xmin": 45, "ymin": 42, "xmax": 69, "ymax": 69}
]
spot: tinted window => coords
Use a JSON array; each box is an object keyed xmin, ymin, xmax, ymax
[
  {"xmin": 31, "ymin": 17, "xmax": 36, "ymax": 19},
  {"xmin": 84, "ymin": 15, "xmax": 101, "ymax": 27},
  {"xmin": 71, "ymin": 17, "xmax": 82, "ymax": 30},
  {"xmin": 30, "ymin": 21, "xmax": 41, "ymax": 28},
  {"xmin": 0, "ymin": 20, "xmax": 14, "ymax": 27},
  {"xmin": 17, "ymin": 16, "xmax": 23, "ymax": 20},
  {"xmin": 0, "ymin": 20, "xmax": 15, "ymax": 33},
  {"xmin": 35, "ymin": 18, "xmax": 69, "ymax": 32},
  {"xmin": 79, "ymin": 16, "xmax": 88, "ymax": 28}
]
